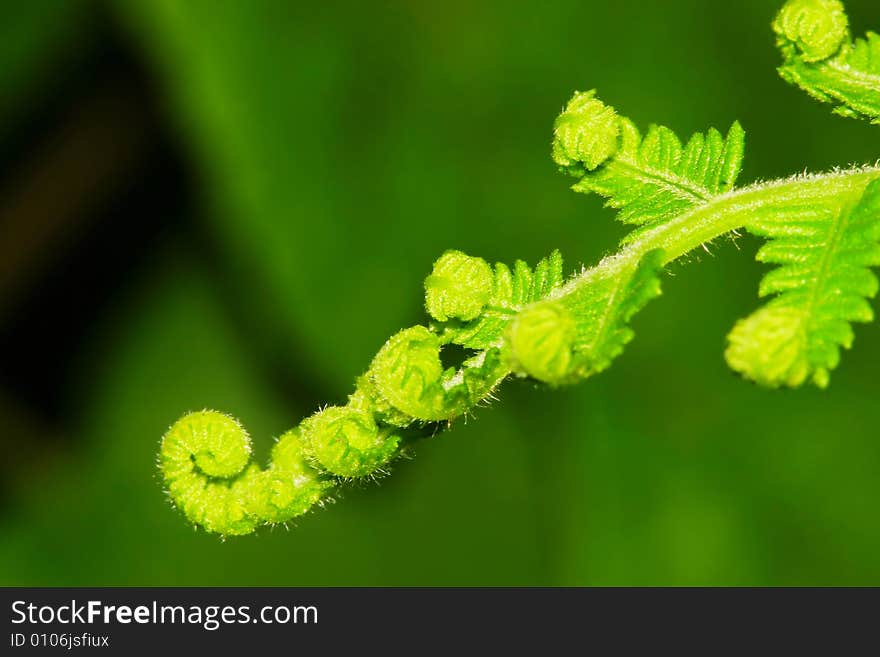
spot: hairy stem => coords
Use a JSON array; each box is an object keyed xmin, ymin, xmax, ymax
[{"xmin": 558, "ymin": 166, "xmax": 880, "ymax": 295}]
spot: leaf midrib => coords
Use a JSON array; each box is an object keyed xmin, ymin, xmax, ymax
[{"xmin": 613, "ymin": 157, "xmax": 713, "ymax": 206}]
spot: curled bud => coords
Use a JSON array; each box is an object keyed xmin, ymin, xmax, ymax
[
  {"xmin": 505, "ymin": 300, "xmax": 577, "ymax": 384},
  {"xmin": 351, "ymin": 377, "xmax": 415, "ymax": 428},
  {"xmin": 424, "ymin": 250, "xmax": 494, "ymax": 322},
  {"xmin": 773, "ymin": 0, "xmax": 848, "ymax": 63},
  {"xmin": 160, "ymin": 411, "xmax": 333, "ymax": 535},
  {"xmin": 369, "ymin": 326, "xmax": 452, "ymax": 420},
  {"xmin": 160, "ymin": 410, "xmax": 258, "ymax": 535},
  {"xmin": 176, "ymin": 410, "xmax": 251, "ymax": 478},
  {"xmin": 300, "ymin": 405, "xmax": 399, "ymax": 478},
  {"xmin": 239, "ymin": 428, "xmax": 331, "ymax": 523},
  {"xmin": 552, "ymin": 90, "xmax": 620, "ymax": 173},
  {"xmin": 725, "ymin": 306, "xmax": 822, "ymax": 388}
]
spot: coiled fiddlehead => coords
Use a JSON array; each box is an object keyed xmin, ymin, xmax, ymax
[
  {"xmin": 160, "ymin": 0, "xmax": 880, "ymax": 536},
  {"xmin": 161, "ymin": 411, "xmax": 330, "ymax": 535},
  {"xmin": 160, "ymin": 250, "xmax": 551, "ymax": 535}
]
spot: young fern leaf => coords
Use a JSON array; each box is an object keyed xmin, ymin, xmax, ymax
[
  {"xmin": 553, "ymin": 90, "xmax": 745, "ymax": 240},
  {"xmin": 564, "ymin": 250, "xmax": 665, "ymax": 377},
  {"xmin": 157, "ymin": 0, "xmax": 880, "ymax": 538},
  {"xmin": 726, "ymin": 178, "xmax": 880, "ymax": 388},
  {"xmin": 367, "ymin": 325, "xmax": 508, "ymax": 423},
  {"xmin": 775, "ymin": 0, "xmax": 880, "ymax": 124},
  {"xmin": 427, "ymin": 249, "xmax": 565, "ymax": 350},
  {"xmin": 161, "ymin": 412, "xmax": 332, "ymax": 535},
  {"xmin": 505, "ymin": 250, "xmax": 664, "ymax": 384}
]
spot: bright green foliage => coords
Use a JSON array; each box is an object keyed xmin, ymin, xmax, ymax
[
  {"xmin": 158, "ymin": 0, "xmax": 880, "ymax": 537},
  {"xmin": 367, "ymin": 325, "xmax": 507, "ymax": 422},
  {"xmin": 424, "ymin": 251, "xmax": 494, "ymax": 322},
  {"xmin": 573, "ymin": 117, "xmax": 744, "ymax": 232},
  {"xmin": 299, "ymin": 406, "xmax": 400, "ymax": 478},
  {"xmin": 242, "ymin": 428, "xmax": 331, "ymax": 523},
  {"xmin": 552, "ymin": 90, "xmax": 620, "ymax": 173},
  {"xmin": 555, "ymin": 90, "xmax": 745, "ymax": 234},
  {"xmin": 775, "ymin": 0, "xmax": 849, "ymax": 62},
  {"xmin": 160, "ymin": 411, "xmax": 330, "ymax": 535},
  {"xmin": 561, "ymin": 250, "xmax": 665, "ymax": 379},
  {"xmin": 504, "ymin": 301, "xmax": 577, "ymax": 384},
  {"xmin": 431, "ymin": 250, "xmax": 565, "ymax": 350},
  {"xmin": 502, "ymin": 251, "xmax": 664, "ymax": 385},
  {"xmin": 775, "ymin": 0, "xmax": 880, "ymax": 123},
  {"xmin": 727, "ymin": 179, "xmax": 880, "ymax": 388}
]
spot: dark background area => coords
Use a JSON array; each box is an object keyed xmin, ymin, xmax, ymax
[{"xmin": 1, "ymin": 0, "xmax": 878, "ymax": 585}]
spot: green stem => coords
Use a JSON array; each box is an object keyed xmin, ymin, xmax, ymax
[{"xmin": 558, "ymin": 165, "xmax": 880, "ymax": 296}]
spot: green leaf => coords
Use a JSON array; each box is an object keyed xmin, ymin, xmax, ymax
[
  {"xmin": 570, "ymin": 115, "xmax": 745, "ymax": 235},
  {"xmin": 562, "ymin": 249, "xmax": 665, "ymax": 377},
  {"xmin": 504, "ymin": 249, "xmax": 664, "ymax": 385},
  {"xmin": 775, "ymin": 0, "xmax": 880, "ymax": 124},
  {"xmin": 432, "ymin": 250, "xmax": 565, "ymax": 350},
  {"xmin": 726, "ymin": 179, "xmax": 880, "ymax": 388}
]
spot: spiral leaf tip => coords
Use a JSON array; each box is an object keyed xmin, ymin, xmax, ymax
[
  {"xmin": 161, "ymin": 410, "xmax": 250, "ymax": 479},
  {"xmin": 369, "ymin": 326, "xmax": 451, "ymax": 421},
  {"xmin": 552, "ymin": 90, "xmax": 620, "ymax": 173},
  {"xmin": 157, "ymin": 0, "xmax": 880, "ymax": 539},
  {"xmin": 725, "ymin": 306, "xmax": 828, "ymax": 388},
  {"xmin": 300, "ymin": 406, "xmax": 400, "ymax": 478},
  {"xmin": 160, "ymin": 411, "xmax": 331, "ymax": 536},
  {"xmin": 425, "ymin": 250, "xmax": 494, "ymax": 322},
  {"xmin": 242, "ymin": 428, "xmax": 332, "ymax": 523},
  {"xmin": 505, "ymin": 300, "xmax": 577, "ymax": 384},
  {"xmin": 774, "ymin": 0, "xmax": 848, "ymax": 62}
]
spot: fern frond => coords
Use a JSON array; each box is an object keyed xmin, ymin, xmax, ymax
[
  {"xmin": 552, "ymin": 91, "xmax": 745, "ymax": 240},
  {"xmin": 775, "ymin": 0, "xmax": 880, "ymax": 124},
  {"xmin": 562, "ymin": 250, "xmax": 664, "ymax": 377},
  {"xmin": 505, "ymin": 250, "xmax": 664, "ymax": 384},
  {"xmin": 155, "ymin": 0, "xmax": 880, "ymax": 537},
  {"xmin": 427, "ymin": 249, "xmax": 565, "ymax": 349},
  {"xmin": 574, "ymin": 119, "xmax": 745, "ymax": 232},
  {"xmin": 367, "ymin": 326, "xmax": 508, "ymax": 423},
  {"xmin": 726, "ymin": 179, "xmax": 880, "ymax": 388}
]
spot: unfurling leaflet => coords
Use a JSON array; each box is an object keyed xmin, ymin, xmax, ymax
[
  {"xmin": 159, "ymin": 0, "xmax": 880, "ymax": 536},
  {"xmin": 161, "ymin": 412, "xmax": 330, "ymax": 535},
  {"xmin": 775, "ymin": 0, "xmax": 880, "ymax": 123},
  {"xmin": 162, "ymin": 249, "xmax": 583, "ymax": 535},
  {"xmin": 554, "ymin": 91, "xmax": 745, "ymax": 239},
  {"xmin": 726, "ymin": 179, "xmax": 880, "ymax": 388}
]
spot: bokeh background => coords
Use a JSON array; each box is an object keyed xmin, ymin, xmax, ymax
[{"xmin": 1, "ymin": 0, "xmax": 878, "ymax": 585}]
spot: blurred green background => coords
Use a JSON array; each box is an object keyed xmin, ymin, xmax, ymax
[{"xmin": 0, "ymin": 0, "xmax": 878, "ymax": 585}]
